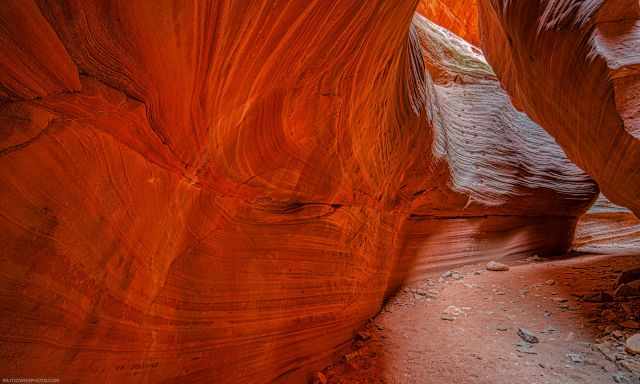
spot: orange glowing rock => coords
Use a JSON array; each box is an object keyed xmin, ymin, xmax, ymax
[
  {"xmin": 0, "ymin": 2, "xmax": 597, "ymax": 382},
  {"xmin": 416, "ymin": 0, "xmax": 480, "ymax": 46}
]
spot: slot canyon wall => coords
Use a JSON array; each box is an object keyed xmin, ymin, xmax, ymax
[
  {"xmin": 477, "ymin": 0, "xmax": 640, "ymax": 216},
  {"xmin": 0, "ymin": 1, "xmax": 601, "ymax": 383},
  {"xmin": 416, "ymin": 0, "xmax": 480, "ymax": 47},
  {"xmin": 574, "ymin": 194, "xmax": 640, "ymax": 251}
]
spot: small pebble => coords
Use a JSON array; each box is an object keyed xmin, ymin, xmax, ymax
[
  {"xmin": 486, "ymin": 261, "xmax": 510, "ymax": 272},
  {"xmin": 517, "ymin": 328, "xmax": 539, "ymax": 344},
  {"xmin": 567, "ymin": 353, "xmax": 584, "ymax": 364},
  {"xmin": 625, "ymin": 334, "xmax": 640, "ymax": 354}
]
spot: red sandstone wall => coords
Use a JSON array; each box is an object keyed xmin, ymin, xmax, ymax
[
  {"xmin": 0, "ymin": 1, "xmax": 596, "ymax": 382},
  {"xmin": 416, "ymin": 0, "xmax": 480, "ymax": 46},
  {"xmin": 477, "ymin": 0, "xmax": 640, "ymax": 215}
]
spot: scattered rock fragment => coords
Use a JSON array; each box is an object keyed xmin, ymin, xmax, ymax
[
  {"xmin": 441, "ymin": 271, "xmax": 464, "ymax": 280},
  {"xmin": 486, "ymin": 261, "xmax": 509, "ymax": 272},
  {"xmin": 496, "ymin": 325, "xmax": 508, "ymax": 332},
  {"xmin": 517, "ymin": 328, "xmax": 539, "ymax": 344},
  {"xmin": 411, "ymin": 288, "xmax": 437, "ymax": 299},
  {"xmin": 545, "ymin": 279, "xmax": 555, "ymax": 286},
  {"xmin": 443, "ymin": 305, "xmax": 464, "ymax": 317},
  {"xmin": 624, "ymin": 334, "xmax": 640, "ymax": 354},
  {"xmin": 567, "ymin": 353, "xmax": 584, "ymax": 364}
]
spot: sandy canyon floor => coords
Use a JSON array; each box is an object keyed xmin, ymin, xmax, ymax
[{"xmin": 319, "ymin": 250, "xmax": 640, "ymax": 384}]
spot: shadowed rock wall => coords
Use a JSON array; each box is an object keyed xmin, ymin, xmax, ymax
[{"xmin": 477, "ymin": 0, "xmax": 640, "ymax": 215}]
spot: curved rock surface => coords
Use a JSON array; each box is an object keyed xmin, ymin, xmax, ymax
[
  {"xmin": 0, "ymin": 2, "xmax": 596, "ymax": 383},
  {"xmin": 574, "ymin": 194, "xmax": 640, "ymax": 250},
  {"xmin": 416, "ymin": 0, "xmax": 480, "ymax": 47},
  {"xmin": 391, "ymin": 16, "xmax": 596, "ymax": 286},
  {"xmin": 477, "ymin": 0, "xmax": 640, "ymax": 215}
]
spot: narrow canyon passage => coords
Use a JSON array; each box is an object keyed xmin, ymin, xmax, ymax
[
  {"xmin": 1, "ymin": 1, "xmax": 639, "ymax": 383},
  {"xmin": 318, "ymin": 197, "xmax": 640, "ymax": 383}
]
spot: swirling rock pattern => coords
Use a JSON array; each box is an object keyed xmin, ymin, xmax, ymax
[
  {"xmin": 391, "ymin": 16, "xmax": 596, "ymax": 287},
  {"xmin": 477, "ymin": 0, "xmax": 640, "ymax": 215},
  {"xmin": 574, "ymin": 194, "xmax": 640, "ymax": 250},
  {"xmin": 0, "ymin": 1, "xmax": 596, "ymax": 383}
]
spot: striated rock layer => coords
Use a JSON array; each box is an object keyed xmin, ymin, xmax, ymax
[
  {"xmin": 0, "ymin": 1, "xmax": 596, "ymax": 383},
  {"xmin": 390, "ymin": 16, "xmax": 596, "ymax": 287},
  {"xmin": 477, "ymin": 0, "xmax": 640, "ymax": 215},
  {"xmin": 574, "ymin": 194, "xmax": 640, "ymax": 251}
]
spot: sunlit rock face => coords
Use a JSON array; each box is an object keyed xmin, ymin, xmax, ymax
[
  {"xmin": 390, "ymin": 15, "xmax": 597, "ymax": 287},
  {"xmin": 575, "ymin": 194, "xmax": 640, "ymax": 251},
  {"xmin": 416, "ymin": 0, "xmax": 480, "ymax": 46},
  {"xmin": 477, "ymin": 0, "xmax": 640, "ymax": 215},
  {"xmin": 0, "ymin": 1, "xmax": 595, "ymax": 383}
]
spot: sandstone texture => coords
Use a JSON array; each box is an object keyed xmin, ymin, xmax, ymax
[
  {"xmin": 575, "ymin": 194, "xmax": 640, "ymax": 251},
  {"xmin": 416, "ymin": 0, "xmax": 480, "ymax": 46},
  {"xmin": 0, "ymin": 1, "xmax": 597, "ymax": 383},
  {"xmin": 478, "ymin": 0, "xmax": 640, "ymax": 215}
]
